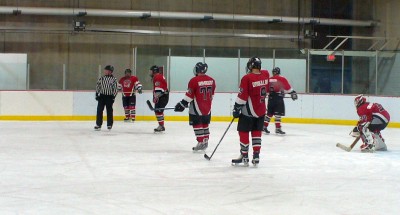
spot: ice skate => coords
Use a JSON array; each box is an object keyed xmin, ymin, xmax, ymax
[
  {"xmin": 263, "ymin": 127, "xmax": 270, "ymax": 134},
  {"xmin": 94, "ymin": 125, "xmax": 101, "ymax": 131},
  {"xmin": 131, "ymin": 118, "xmax": 136, "ymax": 123},
  {"xmin": 154, "ymin": 125, "xmax": 165, "ymax": 133},
  {"xmin": 231, "ymin": 153, "xmax": 249, "ymax": 167},
  {"xmin": 124, "ymin": 117, "xmax": 130, "ymax": 122},
  {"xmin": 252, "ymin": 153, "xmax": 260, "ymax": 166},
  {"xmin": 107, "ymin": 126, "xmax": 112, "ymax": 131},
  {"xmin": 192, "ymin": 142, "xmax": 208, "ymax": 151},
  {"xmin": 275, "ymin": 127, "xmax": 286, "ymax": 135}
]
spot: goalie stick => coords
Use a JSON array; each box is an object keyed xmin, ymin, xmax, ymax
[
  {"xmin": 204, "ymin": 118, "xmax": 235, "ymax": 161},
  {"xmin": 146, "ymin": 100, "xmax": 175, "ymax": 111},
  {"xmin": 336, "ymin": 136, "xmax": 361, "ymax": 152}
]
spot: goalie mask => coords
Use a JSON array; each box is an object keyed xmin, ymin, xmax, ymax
[
  {"xmin": 354, "ymin": 94, "xmax": 366, "ymax": 108},
  {"xmin": 246, "ymin": 57, "xmax": 261, "ymax": 73},
  {"xmin": 193, "ymin": 62, "xmax": 208, "ymax": 76}
]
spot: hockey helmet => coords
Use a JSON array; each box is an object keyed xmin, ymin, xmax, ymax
[
  {"xmin": 104, "ymin": 65, "xmax": 114, "ymax": 72},
  {"xmin": 354, "ymin": 94, "xmax": 366, "ymax": 108},
  {"xmin": 246, "ymin": 57, "xmax": 262, "ymax": 72},
  {"xmin": 125, "ymin": 69, "xmax": 132, "ymax": 74},
  {"xmin": 272, "ymin": 67, "xmax": 281, "ymax": 75},
  {"xmin": 149, "ymin": 65, "xmax": 160, "ymax": 77},
  {"xmin": 193, "ymin": 62, "xmax": 208, "ymax": 76}
]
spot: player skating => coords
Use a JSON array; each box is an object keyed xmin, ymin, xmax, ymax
[
  {"xmin": 174, "ymin": 62, "xmax": 216, "ymax": 151},
  {"xmin": 118, "ymin": 69, "xmax": 142, "ymax": 122},
  {"xmin": 263, "ymin": 67, "xmax": 297, "ymax": 135},
  {"xmin": 149, "ymin": 65, "xmax": 169, "ymax": 132},
  {"xmin": 351, "ymin": 94, "xmax": 390, "ymax": 152},
  {"xmin": 231, "ymin": 57, "xmax": 268, "ymax": 167}
]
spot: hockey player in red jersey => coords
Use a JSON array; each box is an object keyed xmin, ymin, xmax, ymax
[
  {"xmin": 263, "ymin": 67, "xmax": 297, "ymax": 135},
  {"xmin": 352, "ymin": 95, "xmax": 390, "ymax": 152},
  {"xmin": 174, "ymin": 62, "xmax": 216, "ymax": 151},
  {"xmin": 231, "ymin": 57, "xmax": 268, "ymax": 166},
  {"xmin": 149, "ymin": 65, "xmax": 169, "ymax": 132},
  {"xmin": 118, "ymin": 69, "xmax": 143, "ymax": 122}
]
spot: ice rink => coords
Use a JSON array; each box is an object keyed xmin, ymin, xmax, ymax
[{"xmin": 0, "ymin": 120, "xmax": 399, "ymax": 215}]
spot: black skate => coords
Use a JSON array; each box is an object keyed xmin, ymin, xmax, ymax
[
  {"xmin": 263, "ymin": 127, "xmax": 270, "ymax": 134},
  {"xmin": 232, "ymin": 154, "xmax": 249, "ymax": 167},
  {"xmin": 131, "ymin": 118, "xmax": 135, "ymax": 123},
  {"xmin": 94, "ymin": 125, "xmax": 101, "ymax": 131},
  {"xmin": 154, "ymin": 125, "xmax": 165, "ymax": 133},
  {"xmin": 252, "ymin": 153, "xmax": 260, "ymax": 166},
  {"xmin": 107, "ymin": 126, "xmax": 112, "ymax": 131},
  {"xmin": 275, "ymin": 128, "xmax": 286, "ymax": 135},
  {"xmin": 124, "ymin": 117, "xmax": 130, "ymax": 122},
  {"xmin": 192, "ymin": 142, "xmax": 208, "ymax": 151}
]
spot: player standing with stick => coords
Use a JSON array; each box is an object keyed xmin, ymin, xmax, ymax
[
  {"xmin": 231, "ymin": 57, "xmax": 269, "ymax": 167},
  {"xmin": 149, "ymin": 65, "xmax": 169, "ymax": 132}
]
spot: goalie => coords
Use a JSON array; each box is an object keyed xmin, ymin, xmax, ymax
[{"xmin": 351, "ymin": 95, "xmax": 390, "ymax": 152}]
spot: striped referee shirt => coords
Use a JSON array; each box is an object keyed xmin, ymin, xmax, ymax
[{"xmin": 96, "ymin": 75, "xmax": 118, "ymax": 97}]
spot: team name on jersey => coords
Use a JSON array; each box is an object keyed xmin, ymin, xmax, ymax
[
  {"xmin": 252, "ymin": 79, "xmax": 268, "ymax": 87},
  {"xmin": 198, "ymin": 80, "xmax": 214, "ymax": 86}
]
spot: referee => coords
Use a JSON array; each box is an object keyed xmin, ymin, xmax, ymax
[{"xmin": 94, "ymin": 65, "xmax": 118, "ymax": 131}]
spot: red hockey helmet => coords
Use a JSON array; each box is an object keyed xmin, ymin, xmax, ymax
[{"xmin": 354, "ymin": 94, "xmax": 366, "ymax": 108}]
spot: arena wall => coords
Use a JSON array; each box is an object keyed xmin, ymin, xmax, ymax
[{"xmin": 0, "ymin": 91, "xmax": 399, "ymax": 127}]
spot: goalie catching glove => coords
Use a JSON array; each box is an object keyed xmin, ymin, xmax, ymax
[{"xmin": 174, "ymin": 99, "xmax": 189, "ymax": 112}]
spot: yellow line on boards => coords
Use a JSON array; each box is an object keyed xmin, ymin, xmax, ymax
[{"xmin": 0, "ymin": 115, "xmax": 399, "ymax": 128}]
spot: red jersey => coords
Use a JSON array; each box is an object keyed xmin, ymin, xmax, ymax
[
  {"xmin": 152, "ymin": 73, "xmax": 168, "ymax": 94},
  {"xmin": 118, "ymin": 76, "xmax": 142, "ymax": 97},
  {"xmin": 235, "ymin": 72, "xmax": 268, "ymax": 117},
  {"xmin": 356, "ymin": 102, "xmax": 390, "ymax": 125},
  {"xmin": 183, "ymin": 75, "xmax": 216, "ymax": 116},
  {"xmin": 269, "ymin": 75, "xmax": 293, "ymax": 94}
]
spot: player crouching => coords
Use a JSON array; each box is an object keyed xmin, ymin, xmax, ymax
[{"xmin": 352, "ymin": 94, "xmax": 390, "ymax": 152}]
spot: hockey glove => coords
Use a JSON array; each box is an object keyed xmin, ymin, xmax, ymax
[
  {"xmin": 232, "ymin": 103, "xmax": 243, "ymax": 118},
  {"xmin": 350, "ymin": 126, "xmax": 360, "ymax": 137},
  {"xmin": 290, "ymin": 90, "xmax": 298, "ymax": 101},
  {"xmin": 137, "ymin": 86, "xmax": 143, "ymax": 94},
  {"xmin": 174, "ymin": 100, "xmax": 189, "ymax": 112}
]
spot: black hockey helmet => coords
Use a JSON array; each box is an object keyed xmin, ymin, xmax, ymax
[
  {"xmin": 104, "ymin": 65, "xmax": 114, "ymax": 72},
  {"xmin": 125, "ymin": 69, "xmax": 132, "ymax": 74},
  {"xmin": 246, "ymin": 57, "xmax": 262, "ymax": 72},
  {"xmin": 149, "ymin": 65, "xmax": 160, "ymax": 77},
  {"xmin": 193, "ymin": 62, "xmax": 208, "ymax": 76},
  {"xmin": 272, "ymin": 67, "xmax": 281, "ymax": 75}
]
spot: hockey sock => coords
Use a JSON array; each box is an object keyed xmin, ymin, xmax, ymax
[
  {"xmin": 203, "ymin": 124, "xmax": 210, "ymax": 142},
  {"xmin": 155, "ymin": 112, "xmax": 164, "ymax": 126},
  {"xmin": 264, "ymin": 114, "xmax": 272, "ymax": 127},
  {"xmin": 251, "ymin": 130, "xmax": 262, "ymax": 153},
  {"xmin": 275, "ymin": 115, "xmax": 282, "ymax": 128},
  {"xmin": 129, "ymin": 106, "xmax": 136, "ymax": 120},
  {"xmin": 239, "ymin": 131, "xmax": 250, "ymax": 155},
  {"xmin": 124, "ymin": 107, "xmax": 129, "ymax": 118},
  {"xmin": 193, "ymin": 124, "xmax": 205, "ymax": 143}
]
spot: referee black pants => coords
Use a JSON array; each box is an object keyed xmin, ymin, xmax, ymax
[{"xmin": 96, "ymin": 94, "xmax": 114, "ymax": 127}]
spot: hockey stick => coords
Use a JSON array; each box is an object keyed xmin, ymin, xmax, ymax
[
  {"xmin": 336, "ymin": 136, "xmax": 361, "ymax": 152},
  {"xmin": 146, "ymin": 100, "xmax": 175, "ymax": 111},
  {"xmin": 204, "ymin": 118, "xmax": 235, "ymax": 160}
]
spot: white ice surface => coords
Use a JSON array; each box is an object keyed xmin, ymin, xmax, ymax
[{"xmin": 0, "ymin": 121, "xmax": 399, "ymax": 215}]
